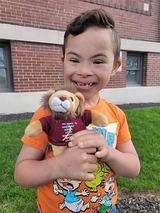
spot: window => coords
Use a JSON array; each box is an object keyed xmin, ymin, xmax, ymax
[
  {"xmin": 126, "ymin": 53, "xmax": 143, "ymax": 86},
  {"xmin": 0, "ymin": 42, "xmax": 13, "ymax": 92}
]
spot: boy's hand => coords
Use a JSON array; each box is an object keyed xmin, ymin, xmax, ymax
[
  {"xmin": 69, "ymin": 129, "xmax": 110, "ymax": 162},
  {"xmin": 69, "ymin": 130, "xmax": 140, "ymax": 179},
  {"xmin": 58, "ymin": 144, "xmax": 98, "ymax": 181}
]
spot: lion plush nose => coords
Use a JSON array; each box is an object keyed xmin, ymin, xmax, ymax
[{"xmin": 59, "ymin": 97, "xmax": 66, "ymax": 101}]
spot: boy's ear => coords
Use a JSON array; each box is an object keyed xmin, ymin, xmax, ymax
[
  {"xmin": 111, "ymin": 59, "xmax": 122, "ymax": 77},
  {"xmin": 61, "ymin": 55, "xmax": 64, "ymax": 62}
]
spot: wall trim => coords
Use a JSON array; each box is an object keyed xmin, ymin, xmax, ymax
[
  {"xmin": 121, "ymin": 38, "xmax": 160, "ymax": 53},
  {"xmin": 0, "ymin": 23, "xmax": 64, "ymax": 45},
  {"xmin": 0, "ymin": 23, "xmax": 160, "ymax": 53},
  {"xmin": 0, "ymin": 86, "xmax": 160, "ymax": 114}
]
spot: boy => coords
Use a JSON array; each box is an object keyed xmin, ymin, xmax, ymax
[{"xmin": 14, "ymin": 8, "xmax": 140, "ymax": 213}]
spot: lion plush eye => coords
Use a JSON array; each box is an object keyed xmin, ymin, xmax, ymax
[{"xmin": 70, "ymin": 96, "xmax": 75, "ymax": 103}]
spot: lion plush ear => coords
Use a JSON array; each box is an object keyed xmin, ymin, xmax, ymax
[
  {"xmin": 47, "ymin": 89, "xmax": 55, "ymax": 96},
  {"xmin": 75, "ymin": 92, "xmax": 85, "ymax": 103}
]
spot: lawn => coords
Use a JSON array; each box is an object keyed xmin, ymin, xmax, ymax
[
  {"xmin": 0, "ymin": 120, "xmax": 37, "ymax": 212},
  {"xmin": 117, "ymin": 107, "xmax": 160, "ymax": 192},
  {"xmin": 0, "ymin": 106, "xmax": 160, "ymax": 212}
]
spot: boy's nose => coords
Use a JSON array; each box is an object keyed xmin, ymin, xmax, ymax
[{"xmin": 78, "ymin": 64, "xmax": 93, "ymax": 77}]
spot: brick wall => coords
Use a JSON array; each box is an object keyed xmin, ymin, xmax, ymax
[
  {"xmin": 145, "ymin": 53, "xmax": 160, "ymax": 86},
  {"xmin": 83, "ymin": 0, "xmax": 152, "ymax": 15},
  {"xmin": 107, "ymin": 51, "xmax": 127, "ymax": 88},
  {"xmin": 0, "ymin": 0, "xmax": 160, "ymax": 92},
  {"xmin": 0, "ymin": 0, "xmax": 159, "ymax": 41},
  {"xmin": 11, "ymin": 42, "xmax": 63, "ymax": 92}
]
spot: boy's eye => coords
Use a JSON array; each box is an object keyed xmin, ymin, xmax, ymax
[
  {"xmin": 70, "ymin": 59, "xmax": 79, "ymax": 63},
  {"xmin": 94, "ymin": 60, "xmax": 103, "ymax": 64}
]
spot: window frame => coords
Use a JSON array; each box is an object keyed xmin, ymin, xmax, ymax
[
  {"xmin": 0, "ymin": 42, "xmax": 14, "ymax": 92},
  {"xmin": 126, "ymin": 52, "xmax": 143, "ymax": 86}
]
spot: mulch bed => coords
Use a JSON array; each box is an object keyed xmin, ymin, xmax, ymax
[
  {"xmin": 1, "ymin": 102, "xmax": 160, "ymax": 122},
  {"xmin": 117, "ymin": 191, "xmax": 160, "ymax": 212}
]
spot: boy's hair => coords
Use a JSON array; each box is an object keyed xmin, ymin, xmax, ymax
[{"xmin": 62, "ymin": 8, "xmax": 121, "ymax": 63}]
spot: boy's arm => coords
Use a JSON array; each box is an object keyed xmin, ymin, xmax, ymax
[
  {"xmin": 14, "ymin": 143, "xmax": 98, "ymax": 188},
  {"xmin": 101, "ymin": 139, "xmax": 140, "ymax": 178}
]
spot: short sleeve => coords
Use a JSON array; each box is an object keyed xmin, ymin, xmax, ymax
[
  {"xmin": 117, "ymin": 110, "xmax": 131, "ymax": 144},
  {"xmin": 21, "ymin": 107, "xmax": 50, "ymax": 150}
]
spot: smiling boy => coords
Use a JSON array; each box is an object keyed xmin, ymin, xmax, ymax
[{"xmin": 14, "ymin": 9, "xmax": 140, "ymax": 213}]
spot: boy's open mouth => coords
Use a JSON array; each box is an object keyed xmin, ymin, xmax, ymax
[{"xmin": 74, "ymin": 81, "xmax": 95, "ymax": 87}]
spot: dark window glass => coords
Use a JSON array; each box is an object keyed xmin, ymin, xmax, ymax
[
  {"xmin": 0, "ymin": 42, "xmax": 13, "ymax": 92},
  {"xmin": 126, "ymin": 53, "xmax": 143, "ymax": 86}
]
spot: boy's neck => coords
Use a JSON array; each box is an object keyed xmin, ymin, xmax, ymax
[{"xmin": 84, "ymin": 94, "xmax": 100, "ymax": 108}]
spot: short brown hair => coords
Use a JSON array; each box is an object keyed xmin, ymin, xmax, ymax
[{"xmin": 62, "ymin": 9, "xmax": 121, "ymax": 63}]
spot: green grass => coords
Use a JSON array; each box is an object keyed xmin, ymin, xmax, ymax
[
  {"xmin": 0, "ymin": 120, "xmax": 37, "ymax": 212},
  {"xmin": 117, "ymin": 107, "xmax": 160, "ymax": 192},
  {"xmin": 0, "ymin": 107, "xmax": 160, "ymax": 212}
]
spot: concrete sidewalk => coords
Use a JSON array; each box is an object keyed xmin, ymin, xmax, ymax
[{"xmin": 0, "ymin": 86, "xmax": 160, "ymax": 114}]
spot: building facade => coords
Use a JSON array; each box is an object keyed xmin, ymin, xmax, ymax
[{"xmin": 0, "ymin": 0, "xmax": 160, "ymax": 93}]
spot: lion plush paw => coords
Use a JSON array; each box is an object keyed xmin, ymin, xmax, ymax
[
  {"xmin": 91, "ymin": 110, "xmax": 108, "ymax": 127},
  {"xmin": 25, "ymin": 120, "xmax": 43, "ymax": 137}
]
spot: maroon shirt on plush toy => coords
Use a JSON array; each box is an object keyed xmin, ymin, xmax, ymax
[{"xmin": 39, "ymin": 110, "xmax": 92, "ymax": 146}]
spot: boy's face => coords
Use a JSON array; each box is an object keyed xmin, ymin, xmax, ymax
[{"xmin": 62, "ymin": 27, "xmax": 121, "ymax": 107}]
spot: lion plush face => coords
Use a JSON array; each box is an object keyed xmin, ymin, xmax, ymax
[{"xmin": 41, "ymin": 89, "xmax": 85, "ymax": 120}]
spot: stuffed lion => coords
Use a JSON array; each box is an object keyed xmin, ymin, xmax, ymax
[{"xmin": 25, "ymin": 89, "xmax": 108, "ymax": 156}]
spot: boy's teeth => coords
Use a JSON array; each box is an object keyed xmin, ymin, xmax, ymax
[{"xmin": 76, "ymin": 82, "xmax": 92, "ymax": 87}]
